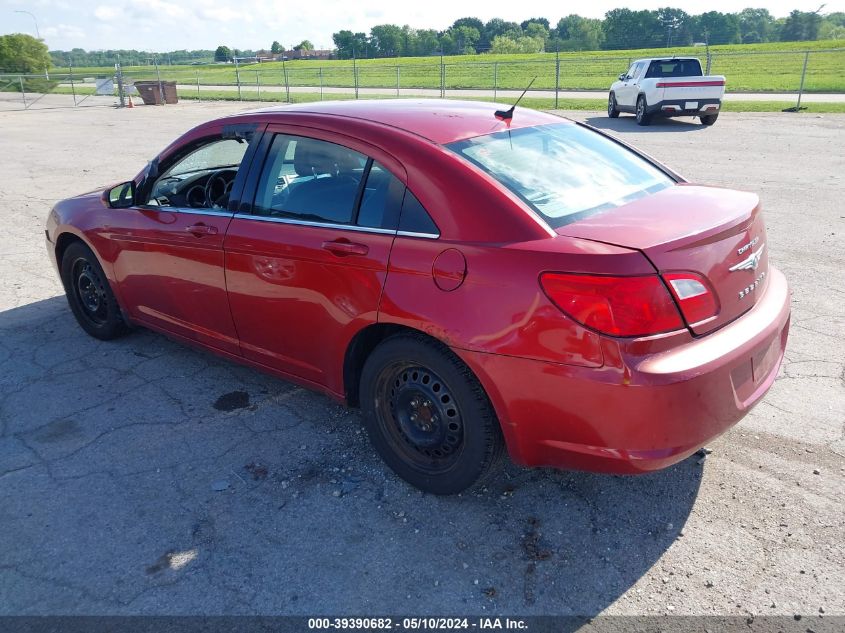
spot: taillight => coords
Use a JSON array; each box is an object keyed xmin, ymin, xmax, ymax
[
  {"xmin": 663, "ymin": 272, "xmax": 720, "ymax": 326},
  {"xmin": 540, "ymin": 273, "xmax": 685, "ymax": 337}
]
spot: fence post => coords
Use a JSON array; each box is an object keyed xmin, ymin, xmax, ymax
[
  {"xmin": 69, "ymin": 64, "xmax": 77, "ymax": 106},
  {"xmin": 154, "ymin": 56, "xmax": 164, "ymax": 105},
  {"xmin": 319, "ymin": 67, "xmax": 323, "ymax": 101},
  {"xmin": 795, "ymin": 51, "xmax": 810, "ymax": 111},
  {"xmin": 493, "ymin": 62, "xmax": 498, "ymax": 101},
  {"xmin": 352, "ymin": 55, "xmax": 359, "ymax": 99},
  {"xmin": 235, "ymin": 58, "xmax": 242, "ymax": 101},
  {"xmin": 256, "ymin": 71, "xmax": 261, "ymax": 101},
  {"xmin": 116, "ymin": 61, "xmax": 125, "ymax": 107},
  {"xmin": 196, "ymin": 70, "xmax": 200, "ymax": 101},
  {"xmin": 396, "ymin": 65, "xmax": 400, "ymax": 97},
  {"xmin": 555, "ymin": 46, "xmax": 560, "ymax": 110},
  {"xmin": 705, "ymin": 50, "xmax": 712, "ymax": 75},
  {"xmin": 20, "ymin": 75, "xmax": 27, "ymax": 109},
  {"xmin": 440, "ymin": 51, "xmax": 445, "ymax": 98},
  {"xmin": 282, "ymin": 59, "xmax": 290, "ymax": 102}
]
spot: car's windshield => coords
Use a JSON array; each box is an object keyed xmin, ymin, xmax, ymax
[{"xmin": 447, "ymin": 123, "xmax": 674, "ymax": 228}]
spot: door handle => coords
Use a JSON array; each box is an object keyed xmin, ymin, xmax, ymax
[
  {"xmin": 321, "ymin": 240, "xmax": 369, "ymax": 256},
  {"xmin": 186, "ymin": 223, "xmax": 218, "ymax": 236}
]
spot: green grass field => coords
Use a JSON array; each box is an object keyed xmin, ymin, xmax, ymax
[
  {"xmin": 46, "ymin": 39, "xmax": 845, "ymax": 94},
  {"xmin": 46, "ymin": 84, "xmax": 845, "ymax": 113}
]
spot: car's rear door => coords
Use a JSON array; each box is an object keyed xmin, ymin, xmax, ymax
[
  {"xmin": 109, "ymin": 124, "xmax": 262, "ymax": 354},
  {"xmin": 223, "ymin": 126, "xmax": 406, "ymax": 394}
]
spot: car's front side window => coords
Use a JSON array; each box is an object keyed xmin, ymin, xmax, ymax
[
  {"xmin": 147, "ymin": 137, "xmax": 249, "ymax": 209},
  {"xmin": 447, "ymin": 123, "xmax": 674, "ymax": 229}
]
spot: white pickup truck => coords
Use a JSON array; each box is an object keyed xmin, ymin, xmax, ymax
[{"xmin": 607, "ymin": 57, "xmax": 726, "ymax": 126}]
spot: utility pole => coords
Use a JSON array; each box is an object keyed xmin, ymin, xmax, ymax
[
  {"xmin": 14, "ymin": 10, "xmax": 40, "ymax": 38},
  {"xmin": 16, "ymin": 10, "xmax": 49, "ymax": 78}
]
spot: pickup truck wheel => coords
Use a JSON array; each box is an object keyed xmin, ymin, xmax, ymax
[
  {"xmin": 360, "ymin": 333, "xmax": 505, "ymax": 495},
  {"xmin": 700, "ymin": 113, "xmax": 719, "ymax": 126},
  {"xmin": 607, "ymin": 93, "xmax": 619, "ymax": 118},
  {"xmin": 635, "ymin": 96, "xmax": 651, "ymax": 126}
]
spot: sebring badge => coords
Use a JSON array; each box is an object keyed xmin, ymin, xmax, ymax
[{"xmin": 729, "ymin": 243, "xmax": 765, "ymax": 272}]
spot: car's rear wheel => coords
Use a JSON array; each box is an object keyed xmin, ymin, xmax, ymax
[
  {"xmin": 607, "ymin": 93, "xmax": 619, "ymax": 118},
  {"xmin": 635, "ymin": 95, "xmax": 651, "ymax": 126},
  {"xmin": 360, "ymin": 334, "xmax": 504, "ymax": 495},
  {"xmin": 60, "ymin": 242, "xmax": 129, "ymax": 340},
  {"xmin": 700, "ymin": 113, "xmax": 719, "ymax": 126}
]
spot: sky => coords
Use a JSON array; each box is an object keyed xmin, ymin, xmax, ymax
[{"xmin": 2, "ymin": 0, "xmax": 843, "ymax": 52}]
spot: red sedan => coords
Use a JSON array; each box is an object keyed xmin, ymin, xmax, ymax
[{"xmin": 45, "ymin": 100, "xmax": 790, "ymax": 494}]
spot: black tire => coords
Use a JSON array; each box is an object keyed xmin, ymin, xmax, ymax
[
  {"xmin": 359, "ymin": 333, "xmax": 504, "ymax": 495},
  {"xmin": 607, "ymin": 93, "xmax": 619, "ymax": 118},
  {"xmin": 635, "ymin": 95, "xmax": 651, "ymax": 126},
  {"xmin": 60, "ymin": 241, "xmax": 129, "ymax": 340},
  {"xmin": 700, "ymin": 113, "xmax": 719, "ymax": 126}
]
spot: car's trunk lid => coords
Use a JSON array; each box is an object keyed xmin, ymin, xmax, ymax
[{"xmin": 556, "ymin": 184, "xmax": 769, "ymax": 335}]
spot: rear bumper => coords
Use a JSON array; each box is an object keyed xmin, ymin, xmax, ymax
[
  {"xmin": 648, "ymin": 98, "xmax": 721, "ymax": 117},
  {"xmin": 459, "ymin": 266, "xmax": 791, "ymax": 473}
]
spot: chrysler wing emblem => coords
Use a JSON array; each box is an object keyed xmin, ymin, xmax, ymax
[{"xmin": 729, "ymin": 243, "xmax": 765, "ymax": 272}]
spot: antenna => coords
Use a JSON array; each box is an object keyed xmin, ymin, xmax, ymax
[{"xmin": 495, "ymin": 76, "xmax": 537, "ymax": 121}]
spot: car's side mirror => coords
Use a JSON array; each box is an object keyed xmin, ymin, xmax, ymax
[
  {"xmin": 108, "ymin": 181, "xmax": 136, "ymax": 208},
  {"xmin": 619, "ymin": 73, "xmax": 626, "ymax": 81}
]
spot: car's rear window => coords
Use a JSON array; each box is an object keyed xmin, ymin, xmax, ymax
[
  {"xmin": 645, "ymin": 59, "xmax": 703, "ymax": 78},
  {"xmin": 447, "ymin": 123, "xmax": 674, "ymax": 229}
]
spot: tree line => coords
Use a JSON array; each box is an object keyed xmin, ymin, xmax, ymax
[
  {"xmin": 331, "ymin": 9, "xmax": 845, "ymax": 58},
  {"xmin": 31, "ymin": 7, "xmax": 845, "ymax": 71}
]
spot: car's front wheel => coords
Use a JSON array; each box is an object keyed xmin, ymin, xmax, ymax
[
  {"xmin": 635, "ymin": 95, "xmax": 651, "ymax": 126},
  {"xmin": 60, "ymin": 241, "xmax": 129, "ymax": 340},
  {"xmin": 360, "ymin": 333, "xmax": 504, "ymax": 495},
  {"xmin": 607, "ymin": 93, "xmax": 619, "ymax": 118},
  {"xmin": 700, "ymin": 113, "xmax": 719, "ymax": 126}
]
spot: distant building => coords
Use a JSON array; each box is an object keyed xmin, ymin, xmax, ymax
[{"xmin": 283, "ymin": 49, "xmax": 334, "ymax": 60}]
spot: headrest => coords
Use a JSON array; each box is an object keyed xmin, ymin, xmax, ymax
[{"xmin": 293, "ymin": 139, "xmax": 360, "ymax": 177}]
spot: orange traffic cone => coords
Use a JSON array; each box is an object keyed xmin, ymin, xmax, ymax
[{"xmin": 127, "ymin": 95, "xmax": 134, "ymax": 108}]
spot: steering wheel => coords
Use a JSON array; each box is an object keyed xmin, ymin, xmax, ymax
[{"xmin": 204, "ymin": 169, "xmax": 237, "ymax": 209}]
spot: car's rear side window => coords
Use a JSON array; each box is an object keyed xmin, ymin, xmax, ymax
[
  {"xmin": 447, "ymin": 123, "xmax": 673, "ymax": 229},
  {"xmin": 399, "ymin": 190, "xmax": 439, "ymax": 236},
  {"xmin": 357, "ymin": 162, "xmax": 404, "ymax": 229}
]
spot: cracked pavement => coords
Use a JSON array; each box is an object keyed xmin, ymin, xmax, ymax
[{"xmin": 0, "ymin": 103, "xmax": 842, "ymax": 616}]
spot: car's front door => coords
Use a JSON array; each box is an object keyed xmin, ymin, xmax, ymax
[
  {"xmin": 616, "ymin": 62, "xmax": 644, "ymax": 108},
  {"xmin": 224, "ymin": 128, "xmax": 405, "ymax": 395},
  {"xmin": 109, "ymin": 126, "xmax": 261, "ymax": 354}
]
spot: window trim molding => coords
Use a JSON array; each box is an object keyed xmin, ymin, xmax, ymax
[{"xmin": 232, "ymin": 212, "xmax": 398, "ymax": 235}]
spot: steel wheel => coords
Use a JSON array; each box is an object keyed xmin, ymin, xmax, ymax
[
  {"xmin": 376, "ymin": 361, "xmax": 465, "ymax": 472},
  {"xmin": 360, "ymin": 333, "xmax": 504, "ymax": 494},
  {"xmin": 60, "ymin": 241, "xmax": 129, "ymax": 340},
  {"xmin": 72, "ymin": 259, "xmax": 109, "ymax": 326}
]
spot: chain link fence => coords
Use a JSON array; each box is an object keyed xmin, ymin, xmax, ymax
[{"xmin": 2, "ymin": 48, "xmax": 843, "ymax": 112}]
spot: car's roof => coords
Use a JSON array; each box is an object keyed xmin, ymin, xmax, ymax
[
  {"xmin": 238, "ymin": 99, "xmax": 566, "ymax": 145},
  {"xmin": 633, "ymin": 57, "xmax": 700, "ymax": 64}
]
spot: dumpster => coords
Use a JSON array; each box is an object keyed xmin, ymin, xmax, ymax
[{"xmin": 133, "ymin": 81, "xmax": 178, "ymax": 105}]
